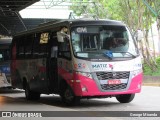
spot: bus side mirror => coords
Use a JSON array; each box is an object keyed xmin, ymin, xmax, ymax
[
  {"xmin": 135, "ymin": 30, "xmax": 143, "ymax": 41},
  {"xmin": 57, "ymin": 32, "xmax": 64, "ymax": 42}
]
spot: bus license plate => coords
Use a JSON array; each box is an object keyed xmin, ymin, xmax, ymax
[{"xmin": 108, "ymin": 80, "xmax": 121, "ymax": 85}]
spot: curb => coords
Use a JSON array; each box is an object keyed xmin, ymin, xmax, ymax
[{"xmin": 142, "ymin": 83, "xmax": 160, "ymax": 87}]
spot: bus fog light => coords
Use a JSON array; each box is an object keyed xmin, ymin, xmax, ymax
[{"xmin": 82, "ymin": 86, "xmax": 87, "ymax": 92}]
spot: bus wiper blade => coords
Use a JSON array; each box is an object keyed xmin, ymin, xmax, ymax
[{"xmin": 114, "ymin": 51, "xmax": 137, "ymax": 58}]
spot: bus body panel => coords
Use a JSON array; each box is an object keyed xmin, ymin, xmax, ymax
[{"xmin": 11, "ymin": 58, "xmax": 49, "ymax": 92}]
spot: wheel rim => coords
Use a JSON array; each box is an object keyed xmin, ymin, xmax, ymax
[{"xmin": 64, "ymin": 88, "xmax": 74, "ymax": 102}]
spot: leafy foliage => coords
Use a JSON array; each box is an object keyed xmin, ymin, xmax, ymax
[
  {"xmin": 70, "ymin": 0, "xmax": 109, "ymax": 19},
  {"xmin": 143, "ymin": 57, "xmax": 160, "ymax": 76},
  {"xmin": 69, "ymin": 0, "xmax": 157, "ymax": 30}
]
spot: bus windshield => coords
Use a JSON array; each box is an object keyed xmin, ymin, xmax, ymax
[{"xmin": 71, "ymin": 25, "xmax": 138, "ymax": 59}]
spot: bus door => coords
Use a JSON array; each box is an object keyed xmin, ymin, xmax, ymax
[
  {"xmin": 47, "ymin": 32, "xmax": 58, "ymax": 93},
  {"xmin": 57, "ymin": 30, "xmax": 73, "ymax": 91}
]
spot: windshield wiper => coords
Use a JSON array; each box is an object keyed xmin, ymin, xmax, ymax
[{"xmin": 114, "ymin": 51, "xmax": 137, "ymax": 58}]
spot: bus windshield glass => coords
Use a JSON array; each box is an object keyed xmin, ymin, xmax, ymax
[{"xmin": 71, "ymin": 26, "xmax": 138, "ymax": 59}]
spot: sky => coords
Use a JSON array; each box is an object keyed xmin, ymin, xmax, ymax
[{"xmin": 19, "ymin": 0, "xmax": 72, "ymax": 19}]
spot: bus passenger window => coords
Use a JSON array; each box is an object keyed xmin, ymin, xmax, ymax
[
  {"xmin": 32, "ymin": 32, "xmax": 49, "ymax": 58},
  {"xmin": 17, "ymin": 37, "xmax": 25, "ymax": 59},
  {"xmin": 25, "ymin": 35, "xmax": 34, "ymax": 58},
  {"xmin": 39, "ymin": 32, "xmax": 49, "ymax": 57},
  {"xmin": 32, "ymin": 34, "xmax": 40, "ymax": 58}
]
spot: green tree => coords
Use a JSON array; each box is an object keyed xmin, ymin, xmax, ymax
[{"xmin": 70, "ymin": 0, "xmax": 109, "ymax": 19}]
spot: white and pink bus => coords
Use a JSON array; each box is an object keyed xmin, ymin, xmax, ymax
[{"xmin": 11, "ymin": 20, "xmax": 143, "ymax": 105}]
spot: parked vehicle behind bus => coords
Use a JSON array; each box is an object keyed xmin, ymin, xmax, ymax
[
  {"xmin": 11, "ymin": 20, "xmax": 143, "ymax": 105},
  {"xmin": 0, "ymin": 38, "xmax": 12, "ymax": 88}
]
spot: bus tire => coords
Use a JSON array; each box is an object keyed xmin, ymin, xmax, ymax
[
  {"xmin": 60, "ymin": 86, "xmax": 80, "ymax": 106},
  {"xmin": 25, "ymin": 84, "xmax": 40, "ymax": 100},
  {"xmin": 116, "ymin": 94, "xmax": 135, "ymax": 103}
]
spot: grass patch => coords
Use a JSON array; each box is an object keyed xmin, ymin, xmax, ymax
[{"xmin": 143, "ymin": 57, "xmax": 160, "ymax": 76}]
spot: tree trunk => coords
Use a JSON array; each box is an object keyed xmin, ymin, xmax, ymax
[{"xmin": 156, "ymin": 19, "xmax": 160, "ymax": 54}]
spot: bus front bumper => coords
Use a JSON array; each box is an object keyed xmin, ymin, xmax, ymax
[{"xmin": 71, "ymin": 73, "xmax": 143, "ymax": 97}]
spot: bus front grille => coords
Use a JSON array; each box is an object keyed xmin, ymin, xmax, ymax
[
  {"xmin": 96, "ymin": 72, "xmax": 130, "ymax": 80},
  {"xmin": 100, "ymin": 83, "xmax": 127, "ymax": 90},
  {"xmin": 96, "ymin": 72, "xmax": 130, "ymax": 90}
]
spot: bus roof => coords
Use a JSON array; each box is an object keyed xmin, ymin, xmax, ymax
[
  {"xmin": 14, "ymin": 19, "xmax": 126, "ymax": 37},
  {"xmin": 67, "ymin": 19, "xmax": 125, "ymax": 26}
]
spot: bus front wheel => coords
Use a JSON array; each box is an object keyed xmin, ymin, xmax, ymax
[
  {"xmin": 25, "ymin": 84, "xmax": 40, "ymax": 100},
  {"xmin": 60, "ymin": 86, "xmax": 80, "ymax": 106},
  {"xmin": 116, "ymin": 94, "xmax": 135, "ymax": 103}
]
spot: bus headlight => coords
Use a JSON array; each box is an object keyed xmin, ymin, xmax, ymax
[
  {"xmin": 76, "ymin": 72, "xmax": 93, "ymax": 79},
  {"xmin": 131, "ymin": 69, "xmax": 143, "ymax": 78}
]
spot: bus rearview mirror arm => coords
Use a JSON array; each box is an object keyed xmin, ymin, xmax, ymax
[{"xmin": 57, "ymin": 32, "xmax": 70, "ymax": 42}]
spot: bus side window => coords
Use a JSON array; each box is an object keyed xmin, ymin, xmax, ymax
[
  {"xmin": 39, "ymin": 32, "xmax": 49, "ymax": 57},
  {"xmin": 25, "ymin": 34, "xmax": 34, "ymax": 59},
  {"xmin": 33, "ymin": 33, "xmax": 40, "ymax": 58},
  {"xmin": 33, "ymin": 32, "xmax": 49, "ymax": 58},
  {"xmin": 58, "ymin": 37, "xmax": 71, "ymax": 59},
  {"xmin": 17, "ymin": 37, "xmax": 25, "ymax": 59}
]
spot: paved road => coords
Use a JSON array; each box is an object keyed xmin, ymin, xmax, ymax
[{"xmin": 0, "ymin": 86, "xmax": 160, "ymax": 120}]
